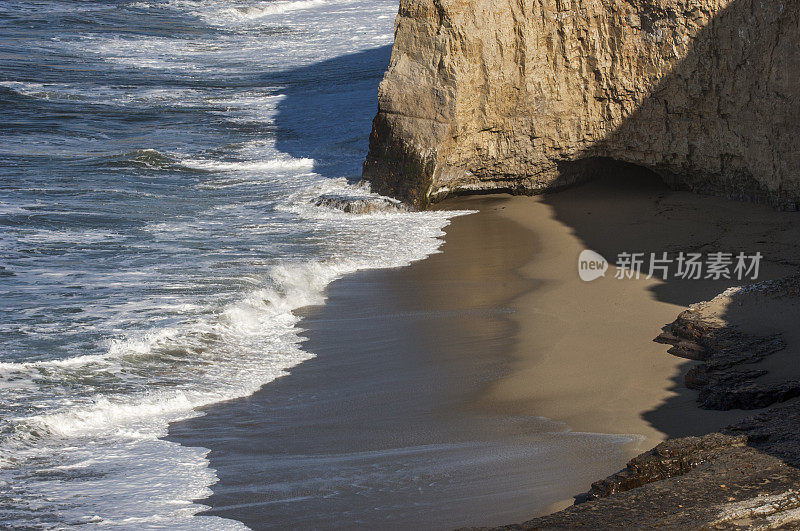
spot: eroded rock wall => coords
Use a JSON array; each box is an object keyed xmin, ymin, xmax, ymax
[{"xmin": 363, "ymin": 0, "xmax": 800, "ymax": 209}]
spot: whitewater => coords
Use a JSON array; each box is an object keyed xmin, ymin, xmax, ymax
[{"xmin": 0, "ymin": 0, "xmax": 468, "ymax": 527}]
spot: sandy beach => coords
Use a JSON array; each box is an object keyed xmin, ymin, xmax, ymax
[
  {"xmin": 168, "ymin": 195, "xmax": 633, "ymax": 529},
  {"xmin": 455, "ymin": 173, "xmax": 798, "ymax": 450},
  {"xmin": 169, "ymin": 172, "xmax": 800, "ymax": 529},
  {"xmin": 8, "ymin": 0, "xmax": 798, "ymax": 526}
]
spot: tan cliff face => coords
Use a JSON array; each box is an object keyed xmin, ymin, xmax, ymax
[{"xmin": 362, "ymin": 0, "xmax": 800, "ymax": 209}]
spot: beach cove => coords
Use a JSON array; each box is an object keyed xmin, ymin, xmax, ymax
[{"xmin": 169, "ymin": 171, "xmax": 800, "ymax": 528}]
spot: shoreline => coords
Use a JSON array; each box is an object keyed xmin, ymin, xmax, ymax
[
  {"xmin": 169, "ymin": 174, "xmax": 800, "ymax": 528},
  {"xmin": 168, "ymin": 196, "xmax": 632, "ymax": 528}
]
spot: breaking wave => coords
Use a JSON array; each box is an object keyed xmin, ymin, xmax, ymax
[{"xmin": 0, "ymin": 0, "xmax": 462, "ymax": 527}]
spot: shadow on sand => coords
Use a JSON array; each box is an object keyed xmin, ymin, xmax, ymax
[
  {"xmin": 537, "ymin": 0, "xmax": 799, "ymax": 442},
  {"xmin": 537, "ymin": 167, "xmax": 800, "ymax": 442}
]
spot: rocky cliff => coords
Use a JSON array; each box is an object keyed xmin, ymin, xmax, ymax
[{"xmin": 363, "ymin": 0, "xmax": 800, "ymax": 209}]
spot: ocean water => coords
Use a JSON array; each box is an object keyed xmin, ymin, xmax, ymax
[{"xmin": 0, "ymin": 1, "xmax": 468, "ymax": 526}]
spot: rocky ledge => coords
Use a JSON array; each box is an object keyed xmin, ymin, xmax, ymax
[
  {"xmin": 363, "ymin": 0, "xmax": 800, "ymax": 209},
  {"xmin": 487, "ymin": 412, "xmax": 800, "ymax": 529},
  {"xmin": 314, "ymin": 193, "xmax": 409, "ymax": 214},
  {"xmin": 655, "ymin": 279, "xmax": 800, "ymax": 412},
  {"xmin": 480, "ymin": 276, "xmax": 800, "ymax": 529}
]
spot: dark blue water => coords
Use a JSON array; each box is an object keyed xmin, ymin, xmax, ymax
[{"xmin": 0, "ymin": 1, "xmax": 465, "ymax": 526}]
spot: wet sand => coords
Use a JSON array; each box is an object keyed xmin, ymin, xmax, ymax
[
  {"xmin": 168, "ymin": 197, "xmax": 632, "ymax": 529},
  {"xmin": 168, "ymin": 174, "xmax": 800, "ymax": 529}
]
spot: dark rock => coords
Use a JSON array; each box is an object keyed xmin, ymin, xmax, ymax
[
  {"xmin": 482, "ymin": 277, "xmax": 800, "ymax": 529},
  {"xmin": 313, "ymin": 193, "xmax": 410, "ymax": 214},
  {"xmin": 657, "ymin": 304, "xmax": 789, "ymax": 411},
  {"xmin": 585, "ymin": 433, "xmax": 747, "ymax": 501},
  {"xmin": 480, "ymin": 405, "xmax": 800, "ymax": 529}
]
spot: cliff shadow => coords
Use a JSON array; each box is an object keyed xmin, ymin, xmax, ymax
[
  {"xmin": 269, "ymin": 45, "xmax": 392, "ymax": 181},
  {"xmin": 583, "ymin": 0, "xmax": 799, "ymax": 209},
  {"xmin": 538, "ymin": 0, "xmax": 800, "ymax": 444}
]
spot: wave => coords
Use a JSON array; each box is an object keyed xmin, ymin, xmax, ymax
[
  {"xmin": 100, "ymin": 149, "xmax": 184, "ymax": 171},
  {"xmin": 0, "ymin": 81, "xmax": 205, "ymax": 108},
  {"xmin": 0, "ymin": 354, "xmax": 111, "ymax": 375},
  {"xmin": 0, "ymin": 258, "xmax": 339, "ymax": 524},
  {"xmin": 179, "ymin": 156, "xmax": 315, "ymax": 173},
  {"xmin": 0, "ymin": 239, "xmax": 475, "ymax": 524},
  {"xmin": 0, "ymin": 81, "xmax": 87, "ymax": 102},
  {"xmin": 0, "ymin": 0, "xmax": 448, "ymax": 526},
  {"xmin": 223, "ymin": 0, "xmax": 327, "ymax": 20},
  {"xmin": 24, "ymin": 392, "xmax": 199, "ymax": 440},
  {"xmin": 227, "ymin": 0, "xmax": 327, "ymax": 18},
  {"xmin": 2, "ymin": 193, "xmax": 473, "ymax": 444},
  {"xmin": 174, "ymin": 0, "xmax": 328, "ymax": 26},
  {"xmin": 1, "ymin": 256, "xmax": 387, "ymax": 445},
  {"xmin": 91, "ymin": 149, "xmax": 312, "ymax": 174}
]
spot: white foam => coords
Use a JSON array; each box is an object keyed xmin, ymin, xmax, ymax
[
  {"xmin": 172, "ymin": 0, "xmax": 328, "ymax": 27},
  {"xmin": 180, "ymin": 157, "xmax": 315, "ymax": 173},
  {"xmin": 15, "ymin": 228, "xmax": 122, "ymax": 244},
  {"xmin": 219, "ymin": 0, "xmax": 328, "ymax": 20},
  {"xmin": 26, "ymin": 393, "xmax": 198, "ymax": 439},
  {"xmin": 0, "ymin": 354, "xmax": 111, "ymax": 374},
  {"xmin": 0, "ymin": 0, "xmax": 472, "ymax": 527},
  {"xmin": 0, "ymin": 81, "xmax": 49, "ymax": 97},
  {"xmin": 2, "ymin": 80, "xmax": 190, "ymax": 105}
]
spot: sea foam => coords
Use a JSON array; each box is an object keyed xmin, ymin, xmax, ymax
[{"xmin": 0, "ymin": 0, "xmax": 470, "ymax": 527}]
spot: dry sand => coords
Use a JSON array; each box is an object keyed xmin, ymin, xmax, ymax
[{"xmin": 442, "ymin": 174, "xmax": 800, "ymax": 457}]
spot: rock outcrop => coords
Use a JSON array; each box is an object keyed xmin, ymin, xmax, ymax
[
  {"xmin": 656, "ymin": 277, "xmax": 800, "ymax": 411},
  {"xmin": 363, "ymin": 0, "xmax": 800, "ymax": 209},
  {"xmin": 480, "ymin": 409, "xmax": 800, "ymax": 529},
  {"xmin": 314, "ymin": 193, "xmax": 409, "ymax": 214}
]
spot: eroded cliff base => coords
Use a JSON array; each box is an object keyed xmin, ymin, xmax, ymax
[{"xmin": 364, "ymin": 0, "xmax": 800, "ymax": 210}]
